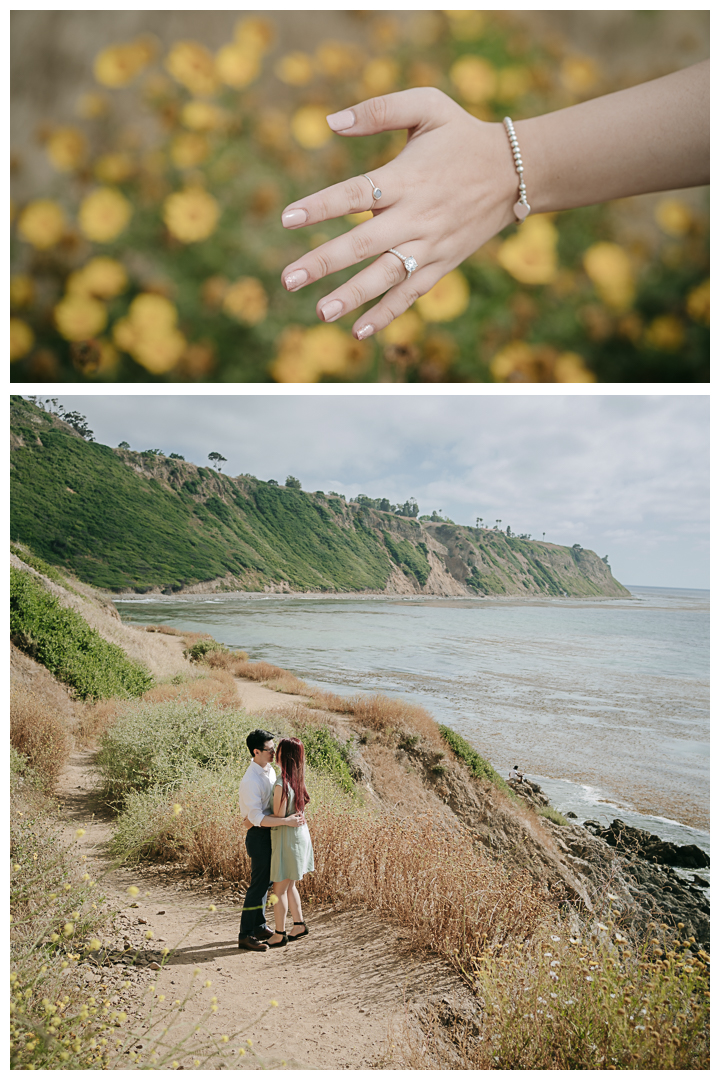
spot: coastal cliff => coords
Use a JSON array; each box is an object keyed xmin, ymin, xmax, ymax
[{"xmin": 11, "ymin": 397, "xmax": 629, "ymax": 598}]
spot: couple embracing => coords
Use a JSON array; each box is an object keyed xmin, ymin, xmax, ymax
[{"xmin": 237, "ymin": 729, "xmax": 315, "ymax": 952}]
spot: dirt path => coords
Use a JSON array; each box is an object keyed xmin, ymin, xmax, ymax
[{"xmin": 53, "ymin": 680, "xmax": 471, "ymax": 1070}]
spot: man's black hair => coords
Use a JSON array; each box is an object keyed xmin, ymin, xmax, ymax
[{"xmin": 246, "ymin": 728, "xmax": 275, "ymax": 759}]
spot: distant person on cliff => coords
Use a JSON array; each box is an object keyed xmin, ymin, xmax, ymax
[
  {"xmin": 279, "ymin": 61, "xmax": 709, "ymax": 342},
  {"xmin": 264, "ymin": 737, "xmax": 315, "ymax": 948},
  {"xmin": 237, "ymin": 729, "xmax": 306, "ymax": 952},
  {"xmin": 509, "ymin": 765, "xmax": 524, "ymax": 783}
]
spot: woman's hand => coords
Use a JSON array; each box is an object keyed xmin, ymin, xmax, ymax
[{"xmin": 280, "ymin": 87, "xmax": 518, "ymax": 340}]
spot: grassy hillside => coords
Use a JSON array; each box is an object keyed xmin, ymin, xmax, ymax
[{"xmin": 10, "ymin": 397, "xmax": 629, "ymax": 597}]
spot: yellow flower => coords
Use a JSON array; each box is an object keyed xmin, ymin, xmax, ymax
[
  {"xmin": 94, "ymin": 39, "xmax": 154, "ymax": 88},
  {"xmin": 63, "ymin": 923, "xmax": 75, "ymax": 937},
  {"xmin": 222, "ymin": 277, "xmax": 269, "ymax": 325},
  {"xmin": 165, "ymin": 41, "xmax": 219, "ymax": 97},
  {"xmin": 17, "ymin": 199, "xmax": 66, "ymax": 249},
  {"xmin": 654, "ymin": 198, "xmax": 694, "ymax": 237},
  {"xmin": 270, "ymin": 324, "xmax": 366, "ymax": 382},
  {"xmin": 68, "ymin": 256, "xmax": 128, "ymax": 299},
  {"xmin": 315, "ymin": 41, "xmax": 360, "ymax": 79},
  {"xmin": 10, "ymin": 274, "xmax": 34, "ymax": 308},
  {"xmin": 181, "ymin": 101, "xmax": 225, "ymax": 131},
  {"xmin": 10, "ymin": 318, "xmax": 34, "ymax": 361},
  {"xmin": 163, "ymin": 187, "xmax": 220, "ymax": 243},
  {"xmin": 78, "ymin": 187, "xmax": 132, "ymax": 243},
  {"xmin": 76, "ymin": 92, "xmax": 108, "ymax": 119},
  {"xmin": 216, "ymin": 43, "xmax": 261, "ymax": 89},
  {"xmin": 112, "ymin": 293, "xmax": 186, "ymax": 374},
  {"xmin": 234, "ymin": 17, "xmax": 274, "ymax": 55},
  {"xmin": 561, "ymin": 56, "xmax": 600, "ymax": 95},
  {"xmin": 362, "ymin": 58, "xmax": 399, "ymax": 96},
  {"xmin": 686, "ymin": 279, "xmax": 710, "ymax": 325},
  {"xmin": 449, "ymin": 56, "xmax": 496, "ymax": 103},
  {"xmin": 644, "ymin": 314, "xmax": 685, "ymax": 352},
  {"xmin": 497, "ymin": 215, "xmax": 559, "ymax": 286},
  {"xmin": 291, "ymin": 105, "xmax": 333, "ymax": 150},
  {"xmin": 89, "ymin": 939, "xmax": 102, "ymax": 951},
  {"xmin": 496, "ymin": 66, "xmax": 532, "ymax": 101},
  {"xmin": 446, "ymin": 11, "xmax": 486, "ymax": 40},
  {"xmin": 126, "ymin": 886, "xmax": 140, "ymax": 897},
  {"xmin": 582, "ymin": 242, "xmax": 635, "ymax": 311},
  {"xmin": 94, "ymin": 152, "xmax": 135, "ymax": 184},
  {"xmin": 54, "ymin": 295, "xmax": 107, "ymax": 342},
  {"xmin": 170, "ymin": 133, "xmax": 210, "ymax": 169},
  {"xmin": 379, "ymin": 309, "xmax": 424, "ymax": 346},
  {"xmin": 415, "ymin": 269, "xmax": 470, "ymax": 322},
  {"xmin": 46, "ymin": 127, "xmax": 87, "ymax": 172},
  {"xmin": 554, "ymin": 351, "xmax": 596, "ymax": 383},
  {"xmin": 274, "ymin": 52, "xmax": 314, "ymax": 87},
  {"xmin": 172, "ymin": 803, "xmax": 183, "ymax": 817}
]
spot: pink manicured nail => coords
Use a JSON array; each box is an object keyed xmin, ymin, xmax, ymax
[
  {"xmin": 284, "ymin": 269, "xmax": 309, "ymax": 291},
  {"xmin": 326, "ymin": 108, "xmax": 356, "ymax": 132},
  {"xmin": 320, "ymin": 299, "xmax": 344, "ymax": 322},
  {"xmin": 355, "ymin": 324, "xmax": 375, "ymax": 340},
  {"xmin": 281, "ymin": 208, "xmax": 308, "ymax": 228}
]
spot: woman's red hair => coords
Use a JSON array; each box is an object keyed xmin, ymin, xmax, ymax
[{"xmin": 276, "ymin": 737, "xmax": 310, "ymax": 813}]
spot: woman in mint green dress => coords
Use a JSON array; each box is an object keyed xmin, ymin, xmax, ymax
[{"xmin": 266, "ymin": 737, "xmax": 314, "ymax": 947}]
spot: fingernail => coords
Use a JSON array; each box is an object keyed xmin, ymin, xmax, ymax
[
  {"xmin": 284, "ymin": 269, "xmax": 309, "ymax": 291},
  {"xmin": 355, "ymin": 324, "xmax": 375, "ymax": 340},
  {"xmin": 320, "ymin": 299, "xmax": 344, "ymax": 322},
  {"xmin": 326, "ymin": 108, "xmax": 356, "ymax": 132},
  {"xmin": 281, "ymin": 208, "xmax": 308, "ymax": 228}
]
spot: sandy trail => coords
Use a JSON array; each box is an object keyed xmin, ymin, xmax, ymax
[{"xmin": 52, "ymin": 679, "xmax": 470, "ymax": 1070}]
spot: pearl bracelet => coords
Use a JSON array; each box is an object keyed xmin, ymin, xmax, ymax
[{"xmin": 503, "ymin": 116, "xmax": 531, "ymax": 222}]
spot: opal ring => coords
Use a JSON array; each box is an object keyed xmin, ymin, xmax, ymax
[
  {"xmin": 387, "ymin": 248, "xmax": 418, "ymax": 279},
  {"xmin": 363, "ymin": 173, "xmax": 382, "ymax": 206}
]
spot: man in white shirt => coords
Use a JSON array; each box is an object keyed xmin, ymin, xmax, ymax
[
  {"xmin": 508, "ymin": 765, "xmax": 524, "ymax": 783},
  {"xmin": 237, "ymin": 728, "xmax": 306, "ymax": 951}
]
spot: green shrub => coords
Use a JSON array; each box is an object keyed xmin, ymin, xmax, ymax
[
  {"xmin": 11, "ymin": 542, "xmax": 74, "ymax": 590},
  {"xmin": 184, "ymin": 638, "xmax": 227, "ymax": 662},
  {"xmin": 293, "ymin": 725, "xmax": 355, "ymax": 795},
  {"xmin": 10, "ymin": 567, "xmax": 153, "ymax": 701},
  {"xmin": 96, "ymin": 699, "xmax": 260, "ymax": 804},
  {"xmin": 439, "ymin": 725, "xmax": 517, "ymax": 799}
]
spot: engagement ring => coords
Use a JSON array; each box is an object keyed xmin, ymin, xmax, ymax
[{"xmin": 387, "ymin": 248, "xmax": 418, "ymax": 279}]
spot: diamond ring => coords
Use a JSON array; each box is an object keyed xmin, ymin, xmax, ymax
[
  {"xmin": 387, "ymin": 248, "xmax": 418, "ymax": 279},
  {"xmin": 363, "ymin": 174, "xmax": 382, "ymax": 206}
]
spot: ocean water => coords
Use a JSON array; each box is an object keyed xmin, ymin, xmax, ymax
[{"xmin": 115, "ymin": 586, "xmax": 709, "ymax": 871}]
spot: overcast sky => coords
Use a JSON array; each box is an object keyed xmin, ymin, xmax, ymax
[{"xmin": 47, "ymin": 394, "xmax": 709, "ymax": 590}]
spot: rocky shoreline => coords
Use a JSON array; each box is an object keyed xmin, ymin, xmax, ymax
[{"xmin": 507, "ymin": 777, "xmax": 710, "ymax": 947}]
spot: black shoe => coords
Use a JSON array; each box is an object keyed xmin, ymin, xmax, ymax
[
  {"xmin": 266, "ymin": 933, "xmax": 288, "ymax": 949},
  {"xmin": 253, "ymin": 925, "xmax": 274, "ymax": 940},
  {"xmin": 238, "ymin": 934, "xmax": 269, "ymax": 952},
  {"xmin": 288, "ymin": 921, "xmax": 309, "ymax": 941}
]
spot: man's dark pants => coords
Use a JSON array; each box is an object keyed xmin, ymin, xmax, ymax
[{"xmin": 240, "ymin": 826, "xmax": 272, "ymax": 937}]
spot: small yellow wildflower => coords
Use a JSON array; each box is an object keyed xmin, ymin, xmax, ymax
[
  {"xmin": 172, "ymin": 804, "xmax": 183, "ymax": 817},
  {"xmin": 416, "ymin": 269, "xmax": 470, "ymax": 322},
  {"xmin": 497, "ymin": 215, "xmax": 558, "ymax": 286},
  {"xmin": 216, "ymin": 43, "xmax": 261, "ymax": 88},
  {"xmin": 222, "ymin": 277, "xmax": 268, "ymax": 324},
  {"xmin": 46, "ymin": 127, "xmax": 87, "ymax": 172},
  {"xmin": 274, "ymin": 52, "xmax": 314, "ymax": 87},
  {"xmin": 17, "ymin": 199, "xmax": 66, "ymax": 249},
  {"xmin": 583, "ymin": 242, "xmax": 635, "ymax": 311},
  {"xmin": 10, "ymin": 274, "xmax": 34, "ymax": 308},
  {"xmin": 10, "ymin": 318, "xmax": 34, "ymax": 361},
  {"xmin": 291, "ymin": 105, "xmax": 333, "ymax": 149},
  {"xmin": 163, "ymin": 187, "xmax": 220, "ymax": 243},
  {"xmin": 54, "ymin": 294, "xmax": 107, "ymax": 342},
  {"xmin": 78, "ymin": 187, "xmax": 132, "ymax": 243},
  {"xmin": 126, "ymin": 886, "xmax": 140, "ymax": 897},
  {"xmin": 165, "ymin": 41, "xmax": 219, "ymax": 97},
  {"xmin": 449, "ymin": 55, "xmax": 496, "ymax": 103}
]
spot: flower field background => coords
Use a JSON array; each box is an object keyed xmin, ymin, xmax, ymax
[{"xmin": 10, "ymin": 10, "xmax": 709, "ymax": 382}]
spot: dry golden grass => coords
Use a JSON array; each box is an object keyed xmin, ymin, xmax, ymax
[
  {"xmin": 143, "ymin": 670, "xmax": 240, "ymax": 709},
  {"xmin": 140, "ymin": 624, "xmax": 190, "ymax": 637},
  {"xmin": 10, "ymin": 686, "xmax": 72, "ymax": 787},
  {"xmin": 229, "ymin": 658, "xmax": 442, "ymax": 745}
]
